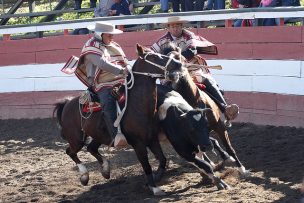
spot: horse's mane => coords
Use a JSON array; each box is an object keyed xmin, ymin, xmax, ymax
[
  {"xmin": 176, "ymin": 69, "xmax": 202, "ymax": 108},
  {"xmin": 162, "ymin": 42, "xmax": 180, "ymax": 56},
  {"xmin": 160, "ymin": 43, "xmax": 202, "ymax": 108}
]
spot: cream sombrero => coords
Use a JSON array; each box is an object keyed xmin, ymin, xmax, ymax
[
  {"xmin": 87, "ymin": 22, "xmax": 123, "ymax": 34},
  {"xmin": 166, "ymin": 16, "xmax": 189, "ymax": 25}
]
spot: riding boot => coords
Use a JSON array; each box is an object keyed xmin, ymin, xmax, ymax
[
  {"xmin": 203, "ymin": 78, "xmax": 239, "ymax": 121},
  {"xmin": 98, "ymin": 89, "xmax": 127, "ymax": 148}
]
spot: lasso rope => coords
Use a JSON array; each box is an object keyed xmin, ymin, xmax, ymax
[{"xmin": 79, "ymin": 90, "xmax": 94, "ymax": 120}]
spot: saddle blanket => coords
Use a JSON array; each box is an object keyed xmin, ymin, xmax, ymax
[
  {"xmin": 83, "ymin": 102, "xmax": 102, "ymax": 113},
  {"xmin": 82, "ymin": 95, "xmax": 126, "ymax": 113}
]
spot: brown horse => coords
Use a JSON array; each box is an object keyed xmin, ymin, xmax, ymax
[
  {"xmin": 54, "ymin": 44, "xmax": 184, "ymax": 195},
  {"xmin": 162, "ymin": 45, "xmax": 249, "ymax": 175}
]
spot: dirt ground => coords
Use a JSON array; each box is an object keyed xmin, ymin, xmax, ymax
[{"xmin": 0, "ymin": 118, "xmax": 303, "ymax": 203}]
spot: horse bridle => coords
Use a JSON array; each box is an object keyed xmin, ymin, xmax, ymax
[
  {"xmin": 133, "ymin": 52, "xmax": 175, "ymax": 79},
  {"xmin": 114, "ymin": 52, "xmax": 177, "ymax": 128}
]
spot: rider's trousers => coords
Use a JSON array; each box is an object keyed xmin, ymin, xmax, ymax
[
  {"xmin": 202, "ymin": 76, "xmax": 227, "ymax": 113},
  {"xmin": 97, "ymin": 88, "xmax": 118, "ymax": 139}
]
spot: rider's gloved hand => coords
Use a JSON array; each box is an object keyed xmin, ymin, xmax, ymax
[
  {"xmin": 120, "ymin": 67, "xmax": 129, "ymax": 77},
  {"xmin": 181, "ymin": 47, "xmax": 197, "ymax": 60},
  {"xmin": 87, "ymin": 85, "xmax": 95, "ymax": 93},
  {"xmin": 111, "ymin": 84, "xmax": 123, "ymax": 100}
]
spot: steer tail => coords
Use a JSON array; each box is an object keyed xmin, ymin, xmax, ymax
[{"xmin": 53, "ymin": 100, "xmax": 68, "ymax": 140}]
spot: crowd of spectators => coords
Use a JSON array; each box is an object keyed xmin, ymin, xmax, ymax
[
  {"xmin": 75, "ymin": 0, "xmax": 133, "ymax": 16},
  {"xmin": 73, "ymin": 0, "xmax": 133, "ymax": 34},
  {"xmin": 72, "ymin": 0, "xmax": 301, "ymax": 31}
]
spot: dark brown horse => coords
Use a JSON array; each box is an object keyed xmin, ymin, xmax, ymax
[
  {"xmin": 54, "ymin": 44, "xmax": 184, "ymax": 195},
  {"xmin": 161, "ymin": 45, "xmax": 249, "ymax": 175}
]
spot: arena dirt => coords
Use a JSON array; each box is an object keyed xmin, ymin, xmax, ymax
[{"xmin": 0, "ymin": 119, "xmax": 303, "ymax": 203}]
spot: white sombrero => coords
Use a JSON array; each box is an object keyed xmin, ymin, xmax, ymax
[
  {"xmin": 87, "ymin": 22, "xmax": 123, "ymax": 34},
  {"xmin": 166, "ymin": 16, "xmax": 189, "ymax": 25}
]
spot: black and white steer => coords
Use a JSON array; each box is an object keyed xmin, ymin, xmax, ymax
[{"xmin": 157, "ymin": 85, "xmax": 230, "ymax": 190}]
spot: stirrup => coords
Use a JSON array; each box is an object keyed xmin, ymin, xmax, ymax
[
  {"xmin": 114, "ymin": 133, "xmax": 128, "ymax": 148},
  {"xmin": 224, "ymin": 120, "xmax": 232, "ymax": 128}
]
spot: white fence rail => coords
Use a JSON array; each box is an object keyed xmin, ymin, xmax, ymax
[{"xmin": 0, "ymin": 7, "xmax": 304, "ymax": 35}]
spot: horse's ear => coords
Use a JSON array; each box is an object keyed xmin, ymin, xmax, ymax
[{"xmin": 136, "ymin": 43, "xmax": 144, "ymax": 56}]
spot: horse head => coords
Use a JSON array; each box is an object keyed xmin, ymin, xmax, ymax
[
  {"xmin": 162, "ymin": 42, "xmax": 186, "ymax": 63},
  {"xmin": 135, "ymin": 44, "xmax": 184, "ymax": 83}
]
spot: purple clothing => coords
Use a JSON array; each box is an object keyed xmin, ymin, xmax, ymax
[{"xmin": 110, "ymin": 0, "xmax": 131, "ymax": 16}]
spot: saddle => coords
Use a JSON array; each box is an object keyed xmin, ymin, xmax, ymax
[{"xmin": 81, "ymin": 85, "xmax": 125, "ymax": 113}]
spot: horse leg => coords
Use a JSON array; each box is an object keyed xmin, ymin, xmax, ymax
[
  {"xmin": 66, "ymin": 144, "xmax": 89, "ymax": 186},
  {"xmin": 187, "ymin": 155, "xmax": 231, "ymax": 190},
  {"xmin": 148, "ymin": 139, "xmax": 167, "ymax": 183},
  {"xmin": 132, "ymin": 141, "xmax": 165, "ymax": 196},
  {"xmin": 201, "ymin": 153, "xmax": 216, "ymax": 168},
  {"xmin": 87, "ymin": 139, "xmax": 110, "ymax": 179},
  {"xmin": 210, "ymin": 137, "xmax": 236, "ymax": 166},
  {"xmin": 197, "ymin": 137, "xmax": 233, "ymax": 169},
  {"xmin": 214, "ymin": 125, "xmax": 249, "ymax": 176}
]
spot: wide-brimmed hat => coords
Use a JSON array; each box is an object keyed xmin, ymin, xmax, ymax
[
  {"xmin": 87, "ymin": 22, "xmax": 123, "ymax": 34},
  {"xmin": 166, "ymin": 16, "xmax": 188, "ymax": 25}
]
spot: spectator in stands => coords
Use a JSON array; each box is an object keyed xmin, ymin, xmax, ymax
[
  {"xmin": 281, "ymin": 0, "xmax": 300, "ymax": 23},
  {"xmin": 171, "ymin": 0, "xmax": 186, "ymax": 12},
  {"xmin": 74, "ymin": 0, "xmax": 97, "ymax": 10},
  {"xmin": 94, "ymin": 0, "xmax": 115, "ymax": 17},
  {"xmin": 151, "ymin": 16, "xmax": 239, "ymax": 123},
  {"xmin": 195, "ymin": 0, "xmax": 206, "ymax": 10},
  {"xmin": 109, "ymin": 0, "xmax": 131, "ymax": 16},
  {"xmin": 160, "ymin": 0, "xmax": 169, "ymax": 12},
  {"xmin": 282, "ymin": 0, "xmax": 300, "ymax": 6},
  {"xmin": 72, "ymin": 28, "xmax": 89, "ymax": 35},
  {"xmin": 206, "ymin": 0, "xmax": 225, "ymax": 10},
  {"xmin": 234, "ymin": 0, "xmax": 260, "ymax": 27},
  {"xmin": 185, "ymin": 0, "xmax": 194, "ymax": 11},
  {"xmin": 257, "ymin": 0, "xmax": 281, "ymax": 26}
]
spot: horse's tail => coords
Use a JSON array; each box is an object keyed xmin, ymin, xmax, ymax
[{"xmin": 53, "ymin": 100, "xmax": 68, "ymax": 140}]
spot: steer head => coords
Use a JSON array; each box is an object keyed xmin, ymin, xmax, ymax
[{"xmin": 180, "ymin": 108, "xmax": 214, "ymax": 152}]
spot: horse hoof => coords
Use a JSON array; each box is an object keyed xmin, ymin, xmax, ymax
[
  {"xmin": 216, "ymin": 183, "xmax": 225, "ymax": 190},
  {"xmin": 216, "ymin": 182, "xmax": 231, "ymax": 190},
  {"xmin": 80, "ymin": 173, "xmax": 89, "ymax": 186},
  {"xmin": 238, "ymin": 166, "xmax": 250, "ymax": 177},
  {"xmin": 101, "ymin": 159, "xmax": 110, "ymax": 179},
  {"xmin": 153, "ymin": 168, "xmax": 165, "ymax": 183},
  {"xmin": 101, "ymin": 170, "xmax": 110, "ymax": 179},
  {"xmin": 149, "ymin": 186, "xmax": 166, "ymax": 196},
  {"xmin": 201, "ymin": 177, "xmax": 213, "ymax": 186},
  {"xmin": 223, "ymin": 156, "xmax": 236, "ymax": 167}
]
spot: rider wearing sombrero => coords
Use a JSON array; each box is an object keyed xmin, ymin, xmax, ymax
[
  {"xmin": 75, "ymin": 22, "xmax": 128, "ymax": 147},
  {"xmin": 151, "ymin": 16, "xmax": 239, "ymax": 122}
]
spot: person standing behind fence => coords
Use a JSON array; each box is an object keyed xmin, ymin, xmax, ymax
[
  {"xmin": 94, "ymin": 0, "xmax": 115, "ymax": 17},
  {"xmin": 233, "ymin": 0, "xmax": 260, "ymax": 27},
  {"xmin": 74, "ymin": 0, "xmax": 97, "ymax": 10},
  {"xmin": 172, "ymin": 0, "xmax": 186, "ymax": 12},
  {"xmin": 206, "ymin": 0, "xmax": 225, "ymax": 10},
  {"xmin": 257, "ymin": 0, "xmax": 282, "ymax": 26},
  {"xmin": 108, "ymin": 0, "xmax": 131, "ymax": 16}
]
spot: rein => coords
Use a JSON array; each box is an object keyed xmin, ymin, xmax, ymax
[
  {"xmin": 132, "ymin": 52, "xmax": 174, "ymax": 79},
  {"xmin": 114, "ymin": 53, "xmax": 174, "ymax": 127}
]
